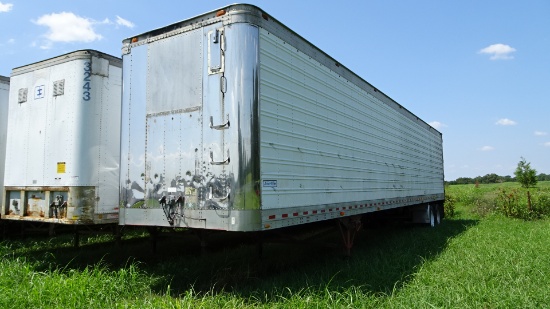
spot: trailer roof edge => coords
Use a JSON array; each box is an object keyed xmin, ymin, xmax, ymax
[{"xmin": 11, "ymin": 49, "xmax": 122, "ymax": 77}]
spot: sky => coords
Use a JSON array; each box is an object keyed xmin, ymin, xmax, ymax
[{"xmin": 0, "ymin": 0, "xmax": 549, "ymax": 181}]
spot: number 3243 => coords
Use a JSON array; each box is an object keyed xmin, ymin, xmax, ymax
[{"xmin": 83, "ymin": 61, "xmax": 91, "ymax": 101}]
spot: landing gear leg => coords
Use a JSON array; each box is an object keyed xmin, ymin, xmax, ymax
[
  {"xmin": 337, "ymin": 215, "xmax": 362, "ymax": 257},
  {"xmin": 73, "ymin": 225, "xmax": 80, "ymax": 248},
  {"xmin": 147, "ymin": 227, "xmax": 160, "ymax": 254},
  {"xmin": 255, "ymin": 232, "xmax": 264, "ymax": 259},
  {"xmin": 197, "ymin": 230, "xmax": 209, "ymax": 256}
]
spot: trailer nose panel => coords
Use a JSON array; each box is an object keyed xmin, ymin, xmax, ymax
[{"xmin": 120, "ymin": 18, "xmax": 262, "ymax": 230}]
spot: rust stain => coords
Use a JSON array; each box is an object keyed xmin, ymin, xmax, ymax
[
  {"xmin": 2, "ymin": 186, "xmax": 102, "ymax": 224},
  {"xmin": 4, "ymin": 186, "xmax": 69, "ymax": 191}
]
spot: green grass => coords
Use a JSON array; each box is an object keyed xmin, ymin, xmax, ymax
[{"xmin": 1, "ymin": 182, "xmax": 550, "ymax": 308}]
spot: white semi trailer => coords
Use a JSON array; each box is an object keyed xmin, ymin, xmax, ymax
[
  {"xmin": 0, "ymin": 76, "xmax": 9, "ymax": 210},
  {"xmin": 119, "ymin": 5, "xmax": 444, "ymax": 241},
  {"xmin": 2, "ymin": 50, "xmax": 122, "ymax": 225}
]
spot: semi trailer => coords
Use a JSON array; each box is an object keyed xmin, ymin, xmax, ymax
[
  {"xmin": 2, "ymin": 50, "xmax": 122, "ymax": 225},
  {"xmin": 119, "ymin": 4, "xmax": 444, "ymax": 239}
]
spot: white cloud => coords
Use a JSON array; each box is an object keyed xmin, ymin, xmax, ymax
[
  {"xmin": 34, "ymin": 12, "xmax": 103, "ymax": 44},
  {"xmin": 535, "ymin": 131, "xmax": 547, "ymax": 136},
  {"xmin": 429, "ymin": 121, "xmax": 446, "ymax": 130},
  {"xmin": 480, "ymin": 146, "xmax": 494, "ymax": 151},
  {"xmin": 479, "ymin": 43, "xmax": 516, "ymax": 60},
  {"xmin": 0, "ymin": 2, "xmax": 13, "ymax": 12},
  {"xmin": 116, "ymin": 15, "xmax": 135, "ymax": 28},
  {"xmin": 544, "ymin": 142, "xmax": 550, "ymax": 147},
  {"xmin": 495, "ymin": 118, "xmax": 517, "ymax": 126}
]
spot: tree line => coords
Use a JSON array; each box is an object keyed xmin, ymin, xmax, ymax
[
  {"xmin": 446, "ymin": 173, "xmax": 550, "ymax": 185},
  {"xmin": 446, "ymin": 157, "xmax": 548, "ymax": 186}
]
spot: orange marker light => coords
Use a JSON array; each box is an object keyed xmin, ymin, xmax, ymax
[
  {"xmin": 216, "ymin": 10, "xmax": 226, "ymax": 17},
  {"xmin": 131, "ymin": 37, "xmax": 138, "ymax": 43}
]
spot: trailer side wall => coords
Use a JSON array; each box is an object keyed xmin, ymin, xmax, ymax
[{"xmin": 259, "ymin": 28, "xmax": 443, "ymax": 208}]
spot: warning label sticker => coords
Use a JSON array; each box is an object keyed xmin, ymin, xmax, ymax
[{"xmin": 57, "ymin": 162, "xmax": 66, "ymax": 174}]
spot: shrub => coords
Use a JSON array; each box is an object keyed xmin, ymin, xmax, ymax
[
  {"xmin": 444, "ymin": 193, "xmax": 456, "ymax": 218},
  {"xmin": 495, "ymin": 188, "xmax": 550, "ymax": 220},
  {"xmin": 531, "ymin": 189, "xmax": 550, "ymax": 218}
]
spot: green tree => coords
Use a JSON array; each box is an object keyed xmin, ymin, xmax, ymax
[{"xmin": 514, "ymin": 157, "xmax": 537, "ymax": 188}]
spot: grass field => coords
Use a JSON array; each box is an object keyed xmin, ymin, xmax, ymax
[{"xmin": 1, "ymin": 182, "xmax": 549, "ymax": 308}]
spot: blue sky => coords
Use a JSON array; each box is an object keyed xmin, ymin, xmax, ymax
[{"xmin": 0, "ymin": 1, "xmax": 548, "ymax": 181}]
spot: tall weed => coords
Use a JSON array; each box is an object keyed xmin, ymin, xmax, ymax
[
  {"xmin": 531, "ymin": 189, "xmax": 550, "ymax": 218},
  {"xmin": 495, "ymin": 188, "xmax": 550, "ymax": 220},
  {"xmin": 444, "ymin": 193, "xmax": 456, "ymax": 218},
  {"xmin": 449, "ymin": 185, "xmax": 495, "ymax": 217}
]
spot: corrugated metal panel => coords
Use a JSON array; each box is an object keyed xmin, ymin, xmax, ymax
[{"xmin": 259, "ymin": 28, "xmax": 443, "ymax": 210}]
